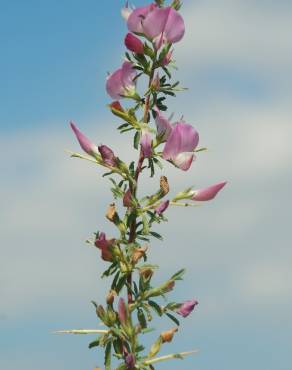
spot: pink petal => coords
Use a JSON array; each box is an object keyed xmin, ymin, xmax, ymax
[
  {"xmin": 154, "ymin": 107, "xmax": 173, "ymax": 141},
  {"xmin": 106, "ymin": 68, "xmax": 124, "ymax": 100},
  {"xmin": 127, "ymin": 4, "xmax": 156, "ymax": 34},
  {"xmin": 163, "ymin": 122, "xmax": 199, "ymax": 160},
  {"xmin": 121, "ymin": 61, "xmax": 137, "ymax": 92},
  {"xmin": 142, "ymin": 7, "xmax": 171, "ymax": 40},
  {"xmin": 164, "ymin": 7, "xmax": 185, "ymax": 43},
  {"xmin": 192, "ymin": 182, "xmax": 227, "ymax": 201},
  {"xmin": 140, "ymin": 129, "xmax": 152, "ymax": 158},
  {"xmin": 173, "ymin": 152, "xmax": 194, "ymax": 171},
  {"xmin": 70, "ymin": 122, "xmax": 99, "ymax": 156}
]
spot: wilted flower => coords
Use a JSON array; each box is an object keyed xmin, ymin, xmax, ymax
[
  {"xmin": 70, "ymin": 122, "xmax": 99, "ymax": 157},
  {"xmin": 106, "ymin": 61, "xmax": 137, "ymax": 100},
  {"xmin": 106, "ymin": 290, "xmax": 116, "ymax": 305},
  {"xmin": 160, "ymin": 327, "xmax": 178, "ymax": 343},
  {"xmin": 163, "ymin": 122, "xmax": 199, "ymax": 171},
  {"xmin": 125, "ymin": 32, "xmax": 144, "ymax": 54},
  {"xmin": 176, "ymin": 299, "xmax": 198, "ymax": 317},
  {"xmin": 95, "ymin": 232, "xmax": 115, "ymax": 262},
  {"xmin": 98, "ymin": 145, "xmax": 117, "ymax": 166},
  {"xmin": 132, "ymin": 245, "xmax": 148, "ymax": 264},
  {"xmin": 155, "ymin": 200, "xmax": 170, "ymax": 215},
  {"xmin": 140, "ymin": 129, "xmax": 153, "ymax": 158},
  {"xmin": 191, "ymin": 182, "xmax": 227, "ymax": 201},
  {"xmin": 110, "ymin": 101, "xmax": 125, "ymax": 112}
]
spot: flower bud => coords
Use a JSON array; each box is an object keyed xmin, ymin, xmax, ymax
[
  {"xmin": 140, "ymin": 129, "xmax": 153, "ymax": 158},
  {"xmin": 118, "ymin": 298, "xmax": 127, "ymax": 324},
  {"xmin": 95, "ymin": 232, "xmax": 115, "ymax": 262},
  {"xmin": 160, "ymin": 327, "xmax": 178, "ymax": 343},
  {"xmin": 98, "ymin": 145, "xmax": 117, "ymax": 167},
  {"xmin": 161, "ymin": 49, "xmax": 173, "ymax": 66},
  {"xmin": 106, "ymin": 290, "xmax": 116, "ymax": 305},
  {"xmin": 96, "ymin": 305, "xmax": 106, "ymax": 321},
  {"xmin": 131, "ymin": 245, "xmax": 148, "ymax": 264},
  {"xmin": 125, "ymin": 33, "xmax": 144, "ymax": 54},
  {"xmin": 125, "ymin": 353, "xmax": 136, "ymax": 369},
  {"xmin": 106, "ymin": 203, "xmax": 117, "ymax": 222},
  {"xmin": 139, "ymin": 267, "xmax": 154, "ymax": 282},
  {"xmin": 151, "ymin": 73, "xmax": 160, "ymax": 91},
  {"xmin": 123, "ymin": 189, "xmax": 133, "ymax": 208},
  {"xmin": 110, "ymin": 101, "xmax": 125, "ymax": 113},
  {"xmin": 70, "ymin": 122, "xmax": 99, "ymax": 157},
  {"xmin": 190, "ymin": 182, "xmax": 227, "ymax": 201},
  {"xmin": 177, "ymin": 299, "xmax": 198, "ymax": 318},
  {"xmin": 155, "ymin": 200, "xmax": 170, "ymax": 215}
]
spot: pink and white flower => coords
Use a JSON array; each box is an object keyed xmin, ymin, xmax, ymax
[
  {"xmin": 127, "ymin": 5, "xmax": 185, "ymax": 47},
  {"xmin": 106, "ymin": 61, "xmax": 137, "ymax": 100},
  {"xmin": 162, "ymin": 121, "xmax": 199, "ymax": 171}
]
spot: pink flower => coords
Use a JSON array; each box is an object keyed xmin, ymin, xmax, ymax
[
  {"xmin": 127, "ymin": 6, "xmax": 185, "ymax": 47},
  {"xmin": 127, "ymin": 3, "xmax": 157, "ymax": 34},
  {"xmin": 106, "ymin": 61, "xmax": 137, "ymax": 100},
  {"xmin": 154, "ymin": 107, "xmax": 173, "ymax": 142},
  {"xmin": 98, "ymin": 145, "xmax": 117, "ymax": 167},
  {"xmin": 125, "ymin": 33, "xmax": 144, "ymax": 54},
  {"xmin": 118, "ymin": 298, "xmax": 127, "ymax": 324},
  {"xmin": 163, "ymin": 122, "xmax": 199, "ymax": 171},
  {"xmin": 191, "ymin": 182, "xmax": 227, "ymax": 201},
  {"xmin": 140, "ymin": 129, "xmax": 152, "ymax": 158},
  {"xmin": 70, "ymin": 122, "xmax": 99, "ymax": 157},
  {"xmin": 95, "ymin": 232, "xmax": 115, "ymax": 262},
  {"xmin": 177, "ymin": 300, "xmax": 198, "ymax": 318},
  {"xmin": 155, "ymin": 200, "xmax": 170, "ymax": 215}
]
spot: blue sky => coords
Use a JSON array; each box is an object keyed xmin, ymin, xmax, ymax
[{"xmin": 1, "ymin": 1, "xmax": 292, "ymax": 370}]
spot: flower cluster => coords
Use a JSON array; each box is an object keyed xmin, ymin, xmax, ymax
[{"xmin": 66, "ymin": 1, "xmax": 227, "ymax": 369}]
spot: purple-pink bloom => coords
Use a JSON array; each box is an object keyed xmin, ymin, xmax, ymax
[
  {"xmin": 118, "ymin": 298, "xmax": 127, "ymax": 324},
  {"xmin": 155, "ymin": 200, "xmax": 170, "ymax": 215},
  {"xmin": 163, "ymin": 122, "xmax": 199, "ymax": 171},
  {"xmin": 106, "ymin": 61, "xmax": 137, "ymax": 100},
  {"xmin": 191, "ymin": 182, "xmax": 227, "ymax": 201},
  {"xmin": 154, "ymin": 107, "xmax": 173, "ymax": 142},
  {"xmin": 127, "ymin": 3, "xmax": 157, "ymax": 34},
  {"xmin": 125, "ymin": 353, "xmax": 135, "ymax": 369},
  {"xmin": 177, "ymin": 300, "xmax": 198, "ymax": 318},
  {"xmin": 70, "ymin": 122, "xmax": 99, "ymax": 157},
  {"xmin": 140, "ymin": 129, "xmax": 152, "ymax": 158},
  {"xmin": 98, "ymin": 145, "xmax": 117, "ymax": 167},
  {"xmin": 125, "ymin": 32, "xmax": 144, "ymax": 54},
  {"xmin": 127, "ymin": 6, "xmax": 185, "ymax": 47}
]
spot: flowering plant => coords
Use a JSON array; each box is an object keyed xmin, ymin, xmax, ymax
[{"xmin": 59, "ymin": 1, "xmax": 226, "ymax": 369}]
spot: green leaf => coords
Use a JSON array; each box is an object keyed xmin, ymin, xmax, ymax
[
  {"xmin": 102, "ymin": 263, "xmax": 118, "ymax": 278},
  {"xmin": 166, "ymin": 312, "xmax": 180, "ymax": 326},
  {"xmin": 104, "ymin": 341, "xmax": 112, "ymax": 370},
  {"xmin": 150, "ymin": 231, "xmax": 163, "ymax": 241},
  {"xmin": 88, "ymin": 337, "xmax": 100, "ymax": 349},
  {"xmin": 116, "ymin": 275, "xmax": 127, "ymax": 293},
  {"xmin": 111, "ymin": 271, "xmax": 120, "ymax": 290},
  {"xmin": 134, "ymin": 130, "xmax": 141, "ymax": 150},
  {"xmin": 137, "ymin": 308, "xmax": 147, "ymax": 329},
  {"xmin": 171, "ymin": 268, "xmax": 186, "ymax": 281},
  {"xmin": 148, "ymin": 300, "xmax": 163, "ymax": 316}
]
